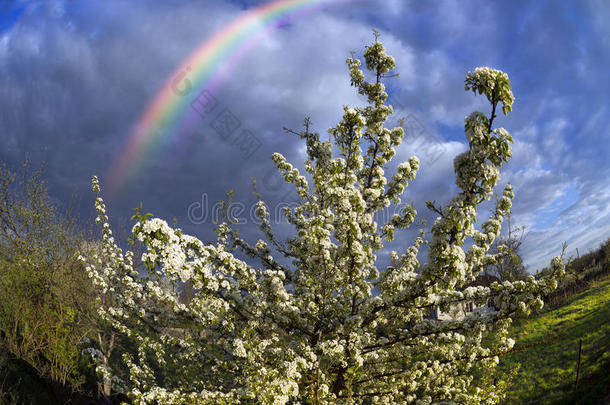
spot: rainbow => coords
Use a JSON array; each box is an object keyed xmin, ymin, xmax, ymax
[{"xmin": 107, "ymin": 0, "xmax": 352, "ymax": 196}]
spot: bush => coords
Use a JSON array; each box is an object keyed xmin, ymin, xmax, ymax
[{"xmin": 0, "ymin": 161, "xmax": 95, "ymax": 400}]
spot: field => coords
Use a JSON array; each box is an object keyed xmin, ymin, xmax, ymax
[{"xmin": 500, "ymin": 274, "xmax": 610, "ymax": 404}]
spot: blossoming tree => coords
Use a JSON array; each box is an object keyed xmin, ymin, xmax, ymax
[{"xmin": 82, "ymin": 37, "xmax": 565, "ymax": 404}]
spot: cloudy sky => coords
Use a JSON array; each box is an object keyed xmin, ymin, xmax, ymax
[{"xmin": 1, "ymin": 0, "xmax": 609, "ymax": 272}]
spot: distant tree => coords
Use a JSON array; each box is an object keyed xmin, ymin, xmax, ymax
[
  {"xmin": 484, "ymin": 214, "xmax": 528, "ymax": 282},
  {"xmin": 601, "ymin": 238, "xmax": 610, "ymax": 267},
  {"xmin": 84, "ymin": 35, "xmax": 565, "ymax": 404},
  {"xmin": 540, "ymin": 237, "xmax": 610, "ymax": 308}
]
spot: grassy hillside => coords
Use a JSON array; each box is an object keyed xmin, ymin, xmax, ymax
[{"xmin": 500, "ymin": 274, "xmax": 610, "ymax": 404}]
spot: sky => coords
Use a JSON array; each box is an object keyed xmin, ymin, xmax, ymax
[{"xmin": 0, "ymin": 0, "xmax": 609, "ymax": 272}]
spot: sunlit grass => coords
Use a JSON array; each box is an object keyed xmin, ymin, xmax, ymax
[{"xmin": 500, "ymin": 274, "xmax": 610, "ymax": 404}]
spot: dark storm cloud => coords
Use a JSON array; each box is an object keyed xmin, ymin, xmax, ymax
[{"xmin": 0, "ymin": 0, "xmax": 608, "ymax": 271}]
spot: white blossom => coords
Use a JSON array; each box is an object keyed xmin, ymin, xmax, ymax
[{"xmin": 81, "ymin": 37, "xmax": 565, "ymax": 405}]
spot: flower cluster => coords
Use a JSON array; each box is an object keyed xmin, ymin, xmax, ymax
[{"xmin": 465, "ymin": 67, "xmax": 515, "ymax": 115}]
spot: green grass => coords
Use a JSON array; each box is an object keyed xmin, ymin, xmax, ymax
[{"xmin": 500, "ymin": 274, "xmax": 610, "ymax": 404}]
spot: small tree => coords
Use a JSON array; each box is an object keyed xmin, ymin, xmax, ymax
[
  {"xmin": 79, "ymin": 240, "xmax": 130, "ymax": 401},
  {"xmin": 484, "ymin": 214, "xmax": 528, "ymax": 282},
  {"xmin": 84, "ymin": 36, "xmax": 564, "ymax": 404}
]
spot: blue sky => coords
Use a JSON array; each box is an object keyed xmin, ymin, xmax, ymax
[{"xmin": 0, "ymin": 0, "xmax": 609, "ymax": 271}]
